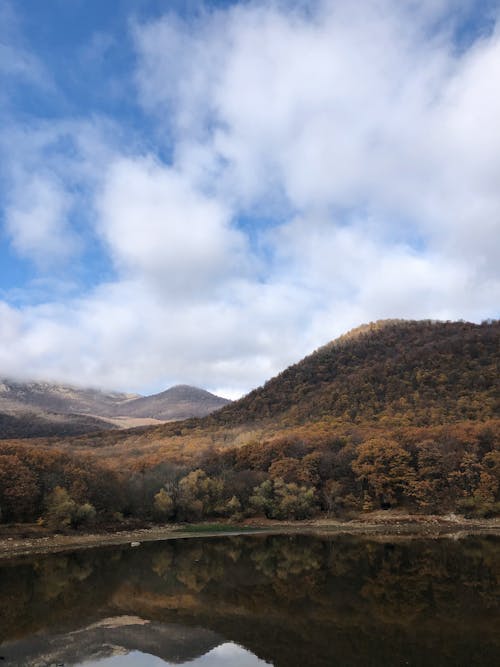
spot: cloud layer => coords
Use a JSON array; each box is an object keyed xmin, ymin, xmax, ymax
[{"xmin": 1, "ymin": 0, "xmax": 499, "ymax": 397}]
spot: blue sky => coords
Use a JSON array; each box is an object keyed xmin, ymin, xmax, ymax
[{"xmin": 1, "ymin": 0, "xmax": 499, "ymax": 397}]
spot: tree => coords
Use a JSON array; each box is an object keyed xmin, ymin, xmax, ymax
[
  {"xmin": 226, "ymin": 495, "xmax": 242, "ymax": 520},
  {"xmin": 249, "ymin": 478, "xmax": 316, "ymax": 519},
  {"xmin": 154, "ymin": 488, "xmax": 175, "ymax": 520},
  {"xmin": 0, "ymin": 454, "xmax": 39, "ymax": 522},
  {"xmin": 73, "ymin": 502, "xmax": 97, "ymax": 527},
  {"xmin": 353, "ymin": 438, "xmax": 415, "ymax": 508},
  {"xmin": 44, "ymin": 486, "xmax": 96, "ymax": 529},
  {"xmin": 176, "ymin": 469, "xmax": 224, "ymax": 521},
  {"xmin": 45, "ymin": 487, "xmax": 78, "ymax": 530}
]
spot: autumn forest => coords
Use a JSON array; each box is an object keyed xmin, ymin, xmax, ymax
[{"xmin": 1, "ymin": 319, "xmax": 499, "ymax": 529}]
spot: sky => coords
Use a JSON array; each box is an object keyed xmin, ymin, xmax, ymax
[{"xmin": 1, "ymin": 0, "xmax": 499, "ymax": 399}]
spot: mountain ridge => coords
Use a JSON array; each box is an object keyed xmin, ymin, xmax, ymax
[
  {"xmin": 0, "ymin": 379, "xmax": 231, "ymax": 438},
  {"xmin": 43, "ymin": 318, "xmax": 499, "ymax": 471}
]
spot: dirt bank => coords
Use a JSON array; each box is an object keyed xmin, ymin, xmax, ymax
[{"xmin": 0, "ymin": 513, "xmax": 499, "ymax": 560}]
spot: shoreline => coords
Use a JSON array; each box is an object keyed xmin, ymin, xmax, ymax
[{"xmin": 1, "ymin": 514, "xmax": 499, "ymax": 560}]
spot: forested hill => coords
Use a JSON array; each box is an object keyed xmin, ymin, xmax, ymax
[
  {"xmin": 1, "ymin": 319, "xmax": 499, "ymax": 525},
  {"xmin": 208, "ymin": 319, "xmax": 499, "ymax": 427}
]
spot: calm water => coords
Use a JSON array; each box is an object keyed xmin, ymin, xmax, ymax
[{"xmin": 0, "ymin": 533, "xmax": 499, "ymax": 666}]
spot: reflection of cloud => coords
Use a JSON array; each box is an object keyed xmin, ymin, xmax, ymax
[
  {"xmin": 193, "ymin": 642, "xmax": 272, "ymax": 666},
  {"xmin": 81, "ymin": 642, "xmax": 271, "ymax": 667},
  {"xmin": 81, "ymin": 650, "xmax": 164, "ymax": 666}
]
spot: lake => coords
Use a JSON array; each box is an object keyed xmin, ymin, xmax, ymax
[{"xmin": 0, "ymin": 533, "xmax": 498, "ymax": 666}]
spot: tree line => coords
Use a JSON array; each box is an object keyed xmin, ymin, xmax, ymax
[{"xmin": 1, "ymin": 418, "xmax": 498, "ymax": 529}]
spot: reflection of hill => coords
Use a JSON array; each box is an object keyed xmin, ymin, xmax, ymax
[
  {"xmin": 0, "ymin": 618, "xmax": 222, "ymax": 666},
  {"xmin": 0, "ymin": 535, "xmax": 499, "ymax": 667}
]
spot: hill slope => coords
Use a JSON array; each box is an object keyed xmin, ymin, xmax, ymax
[
  {"xmin": 43, "ymin": 319, "xmax": 499, "ymax": 468},
  {"xmin": 208, "ymin": 319, "xmax": 499, "ymax": 427},
  {"xmin": 0, "ymin": 409, "xmax": 115, "ymax": 439},
  {"xmin": 1, "ymin": 319, "xmax": 498, "ymax": 523}
]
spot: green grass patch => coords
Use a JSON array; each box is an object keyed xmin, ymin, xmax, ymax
[{"xmin": 181, "ymin": 523, "xmax": 262, "ymax": 533}]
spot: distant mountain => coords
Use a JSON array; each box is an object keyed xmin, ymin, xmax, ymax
[
  {"xmin": 117, "ymin": 385, "xmax": 231, "ymax": 420},
  {"xmin": 0, "ymin": 379, "xmax": 230, "ymax": 439},
  {"xmin": 0, "ymin": 379, "xmax": 138, "ymax": 417}
]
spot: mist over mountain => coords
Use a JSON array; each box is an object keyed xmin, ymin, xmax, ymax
[
  {"xmin": 0, "ymin": 379, "xmax": 138, "ymax": 417},
  {"xmin": 0, "ymin": 380, "xmax": 230, "ymax": 439}
]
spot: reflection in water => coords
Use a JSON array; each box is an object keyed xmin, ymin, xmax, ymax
[
  {"xmin": 80, "ymin": 642, "xmax": 271, "ymax": 666},
  {"xmin": 81, "ymin": 651, "xmax": 169, "ymax": 667},
  {"xmin": 0, "ymin": 534, "xmax": 499, "ymax": 666}
]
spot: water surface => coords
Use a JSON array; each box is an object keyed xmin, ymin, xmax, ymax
[{"xmin": 0, "ymin": 533, "xmax": 498, "ymax": 666}]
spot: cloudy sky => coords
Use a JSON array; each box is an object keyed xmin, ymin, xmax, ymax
[{"xmin": 1, "ymin": 0, "xmax": 499, "ymax": 398}]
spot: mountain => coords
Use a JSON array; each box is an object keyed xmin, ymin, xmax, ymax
[
  {"xmin": 0, "ymin": 379, "xmax": 230, "ymax": 439},
  {"xmin": 206, "ymin": 319, "xmax": 499, "ymax": 428},
  {"xmin": 117, "ymin": 385, "xmax": 231, "ymax": 420},
  {"xmin": 41, "ymin": 318, "xmax": 499, "ymax": 467},
  {"xmin": 1, "ymin": 319, "xmax": 498, "ymax": 523},
  {"xmin": 0, "ymin": 378, "xmax": 139, "ymax": 415}
]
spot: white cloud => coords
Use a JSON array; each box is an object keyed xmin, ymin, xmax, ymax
[
  {"xmin": 0, "ymin": 0, "xmax": 499, "ymax": 396},
  {"xmin": 133, "ymin": 0, "xmax": 500, "ymax": 287},
  {"xmin": 97, "ymin": 156, "xmax": 250, "ymax": 295},
  {"xmin": 0, "ymin": 117, "xmax": 126, "ymax": 268},
  {"xmin": 5, "ymin": 175, "xmax": 76, "ymax": 266}
]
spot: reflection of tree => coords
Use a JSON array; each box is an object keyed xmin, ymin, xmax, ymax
[
  {"xmin": 152, "ymin": 549, "xmax": 174, "ymax": 580},
  {"xmin": 359, "ymin": 550, "xmax": 432, "ymax": 624},
  {"xmin": 250, "ymin": 537, "xmax": 322, "ymax": 582},
  {"xmin": 173, "ymin": 544, "xmax": 226, "ymax": 593},
  {"xmin": 1, "ymin": 535, "xmax": 499, "ymax": 667},
  {"xmin": 33, "ymin": 555, "xmax": 94, "ymax": 600},
  {"xmin": 0, "ymin": 549, "xmax": 121, "ymax": 641}
]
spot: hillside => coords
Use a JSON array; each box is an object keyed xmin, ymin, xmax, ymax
[
  {"xmin": 30, "ymin": 319, "xmax": 499, "ymax": 460},
  {"xmin": 208, "ymin": 319, "xmax": 499, "ymax": 427},
  {"xmin": 0, "ymin": 409, "xmax": 115, "ymax": 439},
  {"xmin": 1, "ymin": 319, "xmax": 498, "ymax": 525}
]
